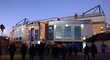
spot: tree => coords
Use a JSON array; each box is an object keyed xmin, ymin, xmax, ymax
[{"xmin": 85, "ymin": 33, "xmax": 110, "ymax": 43}]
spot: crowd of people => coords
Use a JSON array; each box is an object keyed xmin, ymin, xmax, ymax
[
  {"xmin": 0, "ymin": 42, "xmax": 109, "ymax": 60},
  {"xmin": 84, "ymin": 43, "xmax": 98, "ymax": 60},
  {"xmin": 7, "ymin": 42, "xmax": 80, "ymax": 60}
]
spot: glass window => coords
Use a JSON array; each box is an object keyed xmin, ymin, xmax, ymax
[
  {"xmin": 47, "ymin": 26, "xmax": 54, "ymax": 40},
  {"xmin": 94, "ymin": 32, "xmax": 97, "ymax": 35},
  {"xmin": 49, "ymin": 20, "xmax": 91, "ymax": 25},
  {"xmin": 16, "ymin": 38, "xmax": 18, "ymax": 40},
  {"xmin": 30, "ymin": 28, "xmax": 35, "ymax": 41},
  {"xmin": 55, "ymin": 27, "xmax": 62, "ymax": 40},
  {"xmin": 74, "ymin": 26, "xmax": 81, "ymax": 40},
  {"xmin": 35, "ymin": 30, "xmax": 39, "ymax": 40},
  {"xmin": 64, "ymin": 26, "xmax": 71, "ymax": 39},
  {"xmin": 100, "ymin": 26, "xmax": 104, "ymax": 33},
  {"xmin": 19, "ymin": 37, "xmax": 22, "ymax": 40},
  {"xmin": 14, "ymin": 26, "xmax": 24, "ymax": 41},
  {"xmin": 28, "ymin": 28, "xmax": 39, "ymax": 41}
]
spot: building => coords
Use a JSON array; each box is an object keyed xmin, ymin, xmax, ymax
[
  {"xmin": 106, "ymin": 27, "xmax": 110, "ymax": 33},
  {"xmin": 9, "ymin": 18, "xmax": 48, "ymax": 46},
  {"xmin": 47, "ymin": 20, "xmax": 92, "ymax": 42},
  {"xmin": 9, "ymin": 5, "xmax": 106, "ymax": 46}
]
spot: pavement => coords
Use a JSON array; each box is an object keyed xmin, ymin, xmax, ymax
[{"xmin": 0, "ymin": 52, "xmax": 110, "ymax": 60}]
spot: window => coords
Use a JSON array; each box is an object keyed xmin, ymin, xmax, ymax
[
  {"xmin": 74, "ymin": 26, "xmax": 81, "ymax": 40},
  {"xmin": 14, "ymin": 26, "xmax": 24, "ymax": 41},
  {"xmin": 30, "ymin": 28, "xmax": 35, "ymax": 41},
  {"xmin": 55, "ymin": 27, "xmax": 62, "ymax": 40},
  {"xmin": 28, "ymin": 27, "xmax": 39, "ymax": 41},
  {"xmin": 19, "ymin": 37, "xmax": 22, "ymax": 40},
  {"xmin": 35, "ymin": 30, "xmax": 39, "ymax": 40},
  {"xmin": 100, "ymin": 26, "xmax": 104, "ymax": 33},
  {"xmin": 94, "ymin": 32, "xmax": 97, "ymax": 35},
  {"xmin": 64, "ymin": 26, "xmax": 71, "ymax": 39},
  {"xmin": 16, "ymin": 38, "xmax": 18, "ymax": 40},
  {"xmin": 47, "ymin": 26, "xmax": 54, "ymax": 40}
]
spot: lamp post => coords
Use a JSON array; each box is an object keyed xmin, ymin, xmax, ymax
[
  {"xmin": 0, "ymin": 24, "xmax": 5, "ymax": 47},
  {"xmin": 0, "ymin": 24, "xmax": 5, "ymax": 36},
  {"xmin": 82, "ymin": 36, "xmax": 87, "ymax": 49}
]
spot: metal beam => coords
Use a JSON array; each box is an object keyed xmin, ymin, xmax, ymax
[
  {"xmin": 106, "ymin": 23, "xmax": 110, "ymax": 27},
  {"xmin": 16, "ymin": 18, "xmax": 30, "ymax": 25},
  {"xmin": 83, "ymin": 5, "xmax": 105, "ymax": 15}
]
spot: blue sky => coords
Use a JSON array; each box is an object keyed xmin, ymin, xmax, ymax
[{"xmin": 0, "ymin": 0, "xmax": 110, "ymax": 36}]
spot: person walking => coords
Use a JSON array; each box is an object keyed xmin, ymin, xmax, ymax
[
  {"xmin": 8, "ymin": 43, "xmax": 17, "ymax": 60},
  {"xmin": 37, "ymin": 42, "xmax": 45, "ymax": 60},
  {"xmin": 52, "ymin": 44, "xmax": 60, "ymax": 60},
  {"xmin": 20, "ymin": 43, "xmax": 28, "ymax": 60},
  {"xmin": 90, "ymin": 43, "xmax": 97, "ymax": 60},
  {"xmin": 29, "ymin": 44, "xmax": 36, "ymax": 60},
  {"xmin": 84, "ymin": 44, "xmax": 90, "ymax": 60},
  {"xmin": 60, "ymin": 45, "xmax": 67, "ymax": 60},
  {"xmin": 73, "ymin": 45, "xmax": 78, "ymax": 56},
  {"xmin": 68, "ymin": 46, "xmax": 73, "ymax": 56},
  {"xmin": 101, "ymin": 42, "xmax": 108, "ymax": 53},
  {"xmin": 0, "ymin": 45, "xmax": 2, "ymax": 56}
]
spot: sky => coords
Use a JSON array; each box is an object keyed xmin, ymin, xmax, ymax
[{"xmin": 0, "ymin": 0, "xmax": 110, "ymax": 36}]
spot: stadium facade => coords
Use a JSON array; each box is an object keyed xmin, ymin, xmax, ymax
[{"xmin": 9, "ymin": 5, "xmax": 106, "ymax": 46}]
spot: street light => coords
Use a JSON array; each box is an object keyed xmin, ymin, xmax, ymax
[
  {"xmin": 82, "ymin": 36, "xmax": 87, "ymax": 49},
  {"xmin": 81, "ymin": 24, "xmax": 84, "ymax": 28},
  {"xmin": 0, "ymin": 24, "xmax": 5, "ymax": 46},
  {"xmin": 0, "ymin": 24, "xmax": 5, "ymax": 33},
  {"xmin": 3, "ymin": 29, "xmax": 6, "ymax": 33},
  {"xmin": 82, "ymin": 36, "xmax": 86, "ymax": 41}
]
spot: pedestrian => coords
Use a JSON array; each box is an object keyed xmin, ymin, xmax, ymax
[
  {"xmin": 0, "ymin": 45, "xmax": 2, "ymax": 56},
  {"xmin": 83, "ymin": 44, "xmax": 90, "ymax": 60},
  {"xmin": 101, "ymin": 42, "xmax": 108, "ymax": 53},
  {"xmin": 37, "ymin": 42, "xmax": 45, "ymax": 60},
  {"xmin": 90, "ymin": 43, "xmax": 97, "ymax": 60},
  {"xmin": 68, "ymin": 46, "xmax": 73, "ymax": 56},
  {"xmin": 20, "ymin": 43, "xmax": 28, "ymax": 60},
  {"xmin": 29, "ymin": 44, "xmax": 36, "ymax": 60},
  {"xmin": 8, "ymin": 43, "xmax": 17, "ymax": 60},
  {"xmin": 52, "ymin": 44, "xmax": 59, "ymax": 60},
  {"xmin": 73, "ymin": 45, "xmax": 78, "ymax": 56},
  {"xmin": 60, "ymin": 45, "xmax": 67, "ymax": 60}
]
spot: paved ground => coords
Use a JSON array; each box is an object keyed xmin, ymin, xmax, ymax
[{"xmin": 0, "ymin": 52, "xmax": 110, "ymax": 60}]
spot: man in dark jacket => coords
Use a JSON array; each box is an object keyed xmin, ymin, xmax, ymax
[
  {"xmin": 37, "ymin": 42, "xmax": 45, "ymax": 60},
  {"xmin": 29, "ymin": 44, "xmax": 36, "ymax": 60},
  {"xmin": 8, "ymin": 43, "xmax": 17, "ymax": 60},
  {"xmin": 101, "ymin": 43, "xmax": 108, "ymax": 53},
  {"xmin": 61, "ymin": 45, "xmax": 67, "ymax": 60},
  {"xmin": 90, "ymin": 43, "xmax": 97, "ymax": 60},
  {"xmin": 0, "ymin": 45, "xmax": 2, "ymax": 56},
  {"xmin": 20, "ymin": 43, "xmax": 28, "ymax": 60},
  {"xmin": 84, "ymin": 44, "xmax": 90, "ymax": 60}
]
